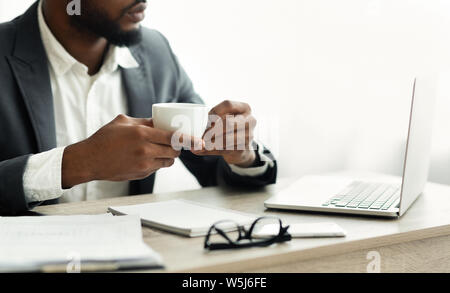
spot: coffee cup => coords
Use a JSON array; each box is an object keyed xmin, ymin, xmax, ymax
[{"xmin": 152, "ymin": 103, "xmax": 209, "ymax": 138}]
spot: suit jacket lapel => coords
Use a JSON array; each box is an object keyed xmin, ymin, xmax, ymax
[
  {"xmin": 7, "ymin": 2, "xmax": 56, "ymax": 152},
  {"xmin": 121, "ymin": 46, "xmax": 155, "ymax": 118}
]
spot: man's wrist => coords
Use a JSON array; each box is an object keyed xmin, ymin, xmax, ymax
[{"xmin": 61, "ymin": 141, "xmax": 95, "ymax": 189}]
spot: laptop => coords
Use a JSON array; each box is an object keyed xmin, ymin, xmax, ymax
[{"xmin": 265, "ymin": 76, "xmax": 438, "ymax": 218}]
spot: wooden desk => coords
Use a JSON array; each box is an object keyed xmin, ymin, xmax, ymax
[{"xmin": 34, "ymin": 176, "xmax": 450, "ymax": 273}]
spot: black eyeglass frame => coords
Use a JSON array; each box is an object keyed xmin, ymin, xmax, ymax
[{"xmin": 204, "ymin": 216, "xmax": 292, "ymax": 251}]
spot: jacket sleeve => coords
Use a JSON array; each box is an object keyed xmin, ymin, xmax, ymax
[
  {"xmin": 0, "ymin": 155, "xmax": 34, "ymax": 215},
  {"xmin": 179, "ymin": 148, "xmax": 278, "ymax": 189}
]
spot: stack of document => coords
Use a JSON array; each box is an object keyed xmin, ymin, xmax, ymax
[
  {"xmin": 109, "ymin": 200, "xmax": 257, "ymax": 237},
  {"xmin": 0, "ymin": 214, "xmax": 163, "ymax": 272}
]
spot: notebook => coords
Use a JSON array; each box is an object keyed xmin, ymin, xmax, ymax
[
  {"xmin": 108, "ymin": 200, "xmax": 258, "ymax": 237},
  {"xmin": 0, "ymin": 214, "xmax": 163, "ymax": 273}
]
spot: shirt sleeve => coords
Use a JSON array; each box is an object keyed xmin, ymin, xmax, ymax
[
  {"xmin": 23, "ymin": 147, "xmax": 66, "ymax": 204},
  {"xmin": 228, "ymin": 141, "xmax": 275, "ymax": 177}
]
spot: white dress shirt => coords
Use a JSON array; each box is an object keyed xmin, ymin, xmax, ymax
[{"xmin": 23, "ymin": 1, "xmax": 270, "ymax": 204}]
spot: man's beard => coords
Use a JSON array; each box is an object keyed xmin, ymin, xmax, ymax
[{"xmin": 70, "ymin": 1, "xmax": 143, "ymax": 47}]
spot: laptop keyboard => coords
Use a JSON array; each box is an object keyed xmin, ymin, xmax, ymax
[{"xmin": 322, "ymin": 181, "xmax": 401, "ymax": 210}]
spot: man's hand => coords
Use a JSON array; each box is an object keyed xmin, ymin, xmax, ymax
[
  {"xmin": 61, "ymin": 114, "xmax": 201, "ymax": 189},
  {"xmin": 193, "ymin": 100, "xmax": 257, "ymax": 167}
]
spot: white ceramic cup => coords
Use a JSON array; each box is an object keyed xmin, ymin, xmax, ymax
[{"xmin": 152, "ymin": 103, "xmax": 209, "ymax": 138}]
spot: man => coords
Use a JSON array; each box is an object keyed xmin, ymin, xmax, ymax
[{"xmin": 0, "ymin": 0, "xmax": 277, "ymax": 216}]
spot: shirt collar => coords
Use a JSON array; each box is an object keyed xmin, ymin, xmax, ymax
[
  {"xmin": 37, "ymin": 0, "xmax": 139, "ymax": 77},
  {"xmin": 103, "ymin": 45, "xmax": 140, "ymax": 74}
]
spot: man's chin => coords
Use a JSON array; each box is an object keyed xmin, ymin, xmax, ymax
[
  {"xmin": 107, "ymin": 27, "xmax": 143, "ymax": 47},
  {"xmin": 120, "ymin": 19, "xmax": 143, "ymax": 33}
]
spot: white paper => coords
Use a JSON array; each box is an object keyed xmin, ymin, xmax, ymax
[{"xmin": 0, "ymin": 215, "xmax": 162, "ymax": 272}]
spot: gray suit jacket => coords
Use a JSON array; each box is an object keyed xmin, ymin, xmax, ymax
[{"xmin": 0, "ymin": 2, "xmax": 277, "ymax": 216}]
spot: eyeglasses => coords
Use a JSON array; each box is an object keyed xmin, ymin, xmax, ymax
[{"xmin": 204, "ymin": 216, "xmax": 292, "ymax": 251}]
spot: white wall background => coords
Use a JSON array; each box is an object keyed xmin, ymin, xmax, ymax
[{"xmin": 2, "ymin": 0, "xmax": 449, "ymax": 192}]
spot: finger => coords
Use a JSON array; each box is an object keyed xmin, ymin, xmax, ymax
[
  {"xmin": 170, "ymin": 131, "xmax": 205, "ymax": 151},
  {"xmin": 152, "ymin": 158, "xmax": 176, "ymax": 169},
  {"xmin": 144, "ymin": 127, "xmax": 205, "ymax": 150},
  {"xmin": 205, "ymin": 114, "xmax": 256, "ymax": 135},
  {"xmin": 148, "ymin": 143, "xmax": 181, "ymax": 159},
  {"xmin": 144, "ymin": 127, "xmax": 174, "ymax": 145},
  {"xmin": 209, "ymin": 100, "xmax": 251, "ymax": 117},
  {"xmin": 200, "ymin": 142, "xmax": 252, "ymax": 153},
  {"xmin": 192, "ymin": 150, "xmax": 235, "ymax": 156},
  {"xmin": 207, "ymin": 130, "xmax": 254, "ymax": 150},
  {"xmin": 140, "ymin": 126, "xmax": 202, "ymax": 149}
]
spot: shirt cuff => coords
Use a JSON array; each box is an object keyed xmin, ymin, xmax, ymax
[
  {"xmin": 23, "ymin": 147, "xmax": 66, "ymax": 204},
  {"xmin": 228, "ymin": 142, "xmax": 275, "ymax": 177}
]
